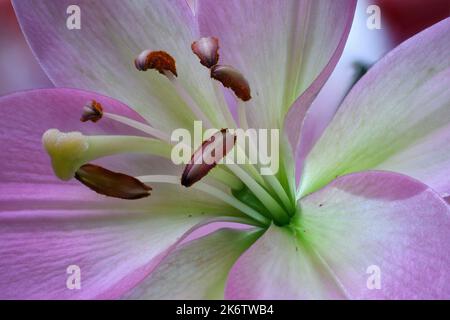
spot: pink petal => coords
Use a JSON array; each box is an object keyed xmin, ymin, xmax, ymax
[
  {"xmin": 1, "ymin": 178, "xmax": 244, "ymax": 299},
  {"xmin": 300, "ymin": 18, "xmax": 450, "ymax": 197},
  {"xmin": 126, "ymin": 228, "xmax": 260, "ymax": 299},
  {"xmin": 226, "ymin": 171, "xmax": 450, "ymax": 299},
  {"xmin": 0, "ymin": 204, "xmax": 223, "ymax": 299},
  {"xmin": 197, "ymin": 0, "xmax": 356, "ymax": 129},
  {"xmin": 0, "ymin": 89, "xmax": 245, "ymax": 298},
  {"xmin": 225, "ymin": 223, "xmax": 346, "ymax": 299},
  {"xmin": 0, "ymin": 88, "xmax": 172, "ymax": 184},
  {"xmin": 12, "ymin": 0, "xmax": 223, "ymax": 132}
]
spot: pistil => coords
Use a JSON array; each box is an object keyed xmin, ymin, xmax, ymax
[
  {"xmin": 43, "ymin": 128, "xmax": 242, "ymax": 191},
  {"xmin": 42, "ymin": 128, "xmax": 171, "ymax": 180}
]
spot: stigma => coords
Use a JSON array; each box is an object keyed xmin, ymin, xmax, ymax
[
  {"xmin": 43, "ymin": 128, "xmax": 154, "ymax": 199},
  {"xmin": 42, "ymin": 129, "xmax": 89, "ymax": 180}
]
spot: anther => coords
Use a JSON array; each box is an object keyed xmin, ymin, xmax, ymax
[
  {"xmin": 191, "ymin": 37, "xmax": 219, "ymax": 68},
  {"xmin": 210, "ymin": 65, "xmax": 251, "ymax": 101},
  {"xmin": 75, "ymin": 164, "xmax": 152, "ymax": 200},
  {"xmin": 81, "ymin": 100, "xmax": 103, "ymax": 122},
  {"xmin": 181, "ymin": 129, "xmax": 236, "ymax": 187},
  {"xmin": 134, "ymin": 50, "xmax": 177, "ymax": 76}
]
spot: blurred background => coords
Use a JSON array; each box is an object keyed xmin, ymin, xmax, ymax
[
  {"xmin": 0, "ymin": 0, "xmax": 52, "ymax": 95},
  {"xmin": 1, "ymin": 0, "xmax": 448, "ymax": 96}
]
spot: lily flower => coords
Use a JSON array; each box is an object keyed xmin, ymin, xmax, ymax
[{"xmin": 0, "ymin": 0, "xmax": 449, "ymax": 299}]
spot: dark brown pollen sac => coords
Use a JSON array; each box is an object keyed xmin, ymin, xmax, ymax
[
  {"xmin": 191, "ymin": 36, "xmax": 219, "ymax": 68},
  {"xmin": 210, "ymin": 65, "xmax": 251, "ymax": 101},
  {"xmin": 81, "ymin": 100, "xmax": 103, "ymax": 122},
  {"xmin": 181, "ymin": 129, "xmax": 236, "ymax": 187},
  {"xmin": 75, "ymin": 164, "xmax": 152, "ymax": 200},
  {"xmin": 134, "ymin": 50, "xmax": 178, "ymax": 76}
]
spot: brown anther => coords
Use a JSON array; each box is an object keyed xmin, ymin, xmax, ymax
[
  {"xmin": 134, "ymin": 50, "xmax": 177, "ymax": 76},
  {"xmin": 210, "ymin": 65, "xmax": 251, "ymax": 101},
  {"xmin": 75, "ymin": 164, "xmax": 152, "ymax": 200},
  {"xmin": 191, "ymin": 37, "xmax": 219, "ymax": 68},
  {"xmin": 81, "ymin": 100, "xmax": 103, "ymax": 122},
  {"xmin": 181, "ymin": 129, "xmax": 236, "ymax": 187}
]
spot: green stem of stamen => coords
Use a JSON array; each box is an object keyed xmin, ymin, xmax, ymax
[
  {"xmin": 238, "ymin": 100, "xmax": 249, "ymax": 130},
  {"xmin": 212, "ymin": 80, "xmax": 237, "ymax": 129},
  {"xmin": 137, "ymin": 175, "xmax": 270, "ymax": 226},
  {"xmin": 103, "ymin": 112, "xmax": 171, "ymax": 142},
  {"xmin": 238, "ymin": 126, "xmax": 295, "ymax": 213},
  {"xmin": 226, "ymin": 164, "xmax": 290, "ymax": 225},
  {"xmin": 165, "ymin": 71, "xmax": 215, "ymax": 128}
]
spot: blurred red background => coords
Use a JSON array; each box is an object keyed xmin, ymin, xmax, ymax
[{"xmin": 376, "ymin": 0, "xmax": 450, "ymax": 44}]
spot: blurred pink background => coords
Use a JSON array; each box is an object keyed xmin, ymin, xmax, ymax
[{"xmin": 0, "ymin": 0, "xmax": 52, "ymax": 95}]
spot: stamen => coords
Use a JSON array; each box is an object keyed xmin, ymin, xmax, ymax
[
  {"xmin": 191, "ymin": 36, "xmax": 236, "ymax": 128},
  {"xmin": 75, "ymin": 164, "xmax": 151, "ymax": 200},
  {"xmin": 191, "ymin": 37, "xmax": 219, "ymax": 68},
  {"xmin": 237, "ymin": 100, "xmax": 249, "ymax": 130},
  {"xmin": 134, "ymin": 50, "xmax": 177, "ymax": 76},
  {"xmin": 164, "ymin": 71, "xmax": 214, "ymax": 128},
  {"xmin": 79, "ymin": 101, "xmax": 171, "ymax": 142},
  {"xmin": 81, "ymin": 100, "xmax": 103, "ymax": 122},
  {"xmin": 211, "ymin": 65, "xmax": 251, "ymax": 101},
  {"xmin": 137, "ymin": 175, "xmax": 269, "ymax": 225},
  {"xmin": 103, "ymin": 112, "xmax": 171, "ymax": 142},
  {"xmin": 134, "ymin": 50, "xmax": 219, "ymax": 127},
  {"xmin": 211, "ymin": 80, "xmax": 237, "ymax": 129},
  {"xmin": 181, "ymin": 129, "xmax": 236, "ymax": 187},
  {"xmin": 226, "ymin": 163, "xmax": 290, "ymax": 225}
]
